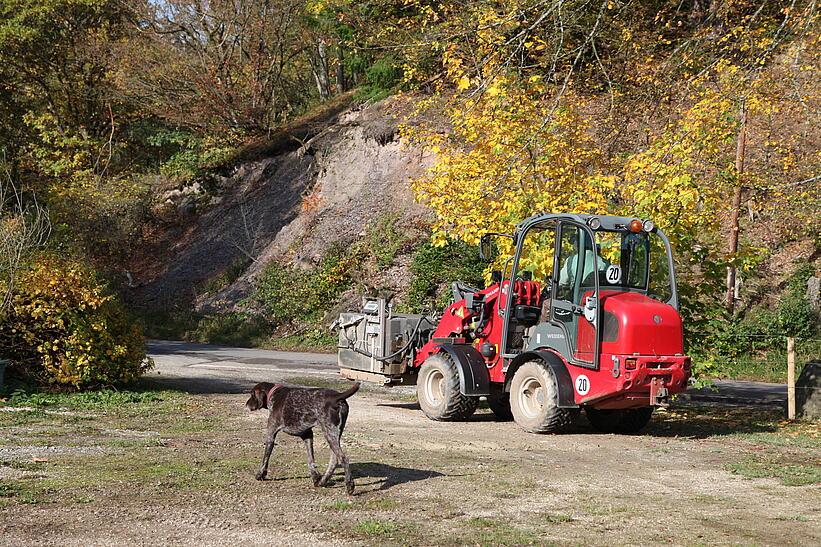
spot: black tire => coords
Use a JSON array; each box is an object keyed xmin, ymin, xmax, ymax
[
  {"xmin": 584, "ymin": 408, "xmax": 622, "ymax": 433},
  {"xmin": 586, "ymin": 407, "xmax": 654, "ymax": 434},
  {"xmin": 416, "ymin": 354, "xmax": 478, "ymax": 421},
  {"xmin": 618, "ymin": 407, "xmax": 654, "ymax": 433},
  {"xmin": 509, "ymin": 361, "xmax": 579, "ymax": 433},
  {"xmin": 487, "ymin": 390, "xmax": 513, "ymax": 421}
]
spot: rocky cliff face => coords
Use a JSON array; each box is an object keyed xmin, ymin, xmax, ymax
[{"xmin": 129, "ymin": 98, "xmax": 432, "ymax": 313}]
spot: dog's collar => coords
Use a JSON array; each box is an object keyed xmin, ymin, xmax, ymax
[{"xmin": 266, "ymin": 384, "xmax": 283, "ymax": 402}]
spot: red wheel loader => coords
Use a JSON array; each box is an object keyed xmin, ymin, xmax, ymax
[{"xmin": 334, "ymin": 214, "xmax": 691, "ymax": 433}]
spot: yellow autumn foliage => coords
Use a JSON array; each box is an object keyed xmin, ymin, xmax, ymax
[
  {"xmin": 406, "ymin": 79, "xmax": 612, "ymax": 246},
  {"xmin": 0, "ymin": 258, "xmax": 151, "ymax": 387}
]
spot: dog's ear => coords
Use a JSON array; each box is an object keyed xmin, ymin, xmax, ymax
[{"xmin": 245, "ymin": 384, "xmax": 268, "ymax": 411}]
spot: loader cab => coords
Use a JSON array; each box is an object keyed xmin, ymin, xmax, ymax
[{"xmin": 500, "ymin": 214, "xmax": 679, "ymax": 371}]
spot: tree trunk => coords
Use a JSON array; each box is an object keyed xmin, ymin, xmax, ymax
[
  {"xmin": 312, "ymin": 38, "xmax": 330, "ymax": 100},
  {"xmin": 336, "ymin": 41, "xmax": 346, "ymax": 93},
  {"xmin": 725, "ymin": 102, "xmax": 747, "ymax": 314}
]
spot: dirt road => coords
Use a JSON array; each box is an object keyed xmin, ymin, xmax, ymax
[
  {"xmin": 146, "ymin": 340, "xmax": 788, "ymax": 404},
  {"xmin": 0, "ymin": 342, "xmax": 816, "ymax": 546}
]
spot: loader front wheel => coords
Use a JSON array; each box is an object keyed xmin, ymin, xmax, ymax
[
  {"xmin": 510, "ymin": 361, "xmax": 578, "ymax": 434},
  {"xmin": 417, "ymin": 354, "xmax": 478, "ymax": 421}
]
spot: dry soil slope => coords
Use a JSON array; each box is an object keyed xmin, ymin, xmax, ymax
[{"xmin": 131, "ymin": 98, "xmax": 433, "ymax": 313}]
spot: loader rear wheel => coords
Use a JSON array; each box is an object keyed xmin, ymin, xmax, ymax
[
  {"xmin": 487, "ymin": 390, "xmax": 513, "ymax": 421},
  {"xmin": 417, "ymin": 354, "xmax": 478, "ymax": 421},
  {"xmin": 509, "ymin": 361, "xmax": 578, "ymax": 434},
  {"xmin": 585, "ymin": 407, "xmax": 654, "ymax": 434}
]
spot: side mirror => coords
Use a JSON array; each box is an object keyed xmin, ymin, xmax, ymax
[{"xmin": 479, "ymin": 235, "xmax": 494, "ymax": 261}]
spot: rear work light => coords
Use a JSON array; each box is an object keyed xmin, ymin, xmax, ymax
[{"xmin": 625, "ymin": 358, "xmax": 637, "ymax": 370}]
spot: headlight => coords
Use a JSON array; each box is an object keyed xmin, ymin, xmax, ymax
[
  {"xmin": 643, "ymin": 220, "xmax": 655, "ymax": 232},
  {"xmin": 587, "ymin": 217, "xmax": 602, "ymax": 230}
]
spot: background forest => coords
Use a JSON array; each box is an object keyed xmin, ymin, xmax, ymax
[{"xmin": 0, "ymin": 0, "xmax": 818, "ymax": 389}]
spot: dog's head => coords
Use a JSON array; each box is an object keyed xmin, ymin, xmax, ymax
[{"xmin": 245, "ymin": 382, "xmax": 277, "ymax": 411}]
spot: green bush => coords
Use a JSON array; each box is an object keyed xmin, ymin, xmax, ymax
[
  {"xmin": 405, "ymin": 239, "xmax": 486, "ymax": 312},
  {"xmin": 362, "ymin": 213, "xmax": 411, "ymax": 269},
  {"xmin": 0, "ymin": 257, "xmax": 151, "ymax": 388},
  {"xmin": 147, "ymin": 129, "xmax": 237, "ymax": 183},
  {"xmin": 190, "ymin": 312, "xmax": 271, "ymax": 347},
  {"xmin": 355, "ymin": 56, "xmax": 402, "ymax": 101},
  {"xmin": 688, "ymin": 263, "xmax": 820, "ymax": 381},
  {"xmin": 253, "ymin": 246, "xmax": 354, "ymax": 325}
]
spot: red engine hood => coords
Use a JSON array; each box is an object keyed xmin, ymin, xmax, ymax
[{"xmin": 599, "ymin": 291, "xmax": 684, "ymax": 356}]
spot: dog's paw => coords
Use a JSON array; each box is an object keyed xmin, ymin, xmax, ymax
[
  {"xmin": 346, "ymin": 482, "xmax": 355, "ymax": 496},
  {"xmin": 255, "ymin": 471, "xmax": 267, "ymax": 481},
  {"xmin": 311, "ymin": 473, "xmax": 322, "ymax": 487}
]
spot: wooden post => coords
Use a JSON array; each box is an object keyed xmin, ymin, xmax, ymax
[{"xmin": 787, "ymin": 337, "xmax": 796, "ymax": 420}]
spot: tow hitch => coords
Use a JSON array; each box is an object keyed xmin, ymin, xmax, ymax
[{"xmin": 649, "ymin": 377, "xmax": 670, "ymax": 407}]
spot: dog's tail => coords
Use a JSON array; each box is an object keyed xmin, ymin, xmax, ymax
[{"xmin": 334, "ymin": 382, "xmax": 361, "ymax": 401}]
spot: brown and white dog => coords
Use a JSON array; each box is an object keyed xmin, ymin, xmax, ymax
[{"xmin": 245, "ymin": 381, "xmax": 360, "ymax": 494}]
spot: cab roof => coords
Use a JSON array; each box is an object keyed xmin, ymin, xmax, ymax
[{"xmin": 515, "ymin": 213, "xmax": 652, "ymax": 233}]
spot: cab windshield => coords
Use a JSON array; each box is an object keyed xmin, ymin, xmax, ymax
[{"xmin": 595, "ymin": 230, "xmax": 673, "ymax": 303}]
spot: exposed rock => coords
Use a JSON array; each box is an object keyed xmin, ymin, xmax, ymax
[
  {"xmin": 796, "ymin": 360, "xmax": 820, "ymax": 420},
  {"xmin": 129, "ymin": 97, "xmax": 432, "ymax": 313},
  {"xmin": 807, "ymin": 276, "xmax": 820, "ymax": 312}
]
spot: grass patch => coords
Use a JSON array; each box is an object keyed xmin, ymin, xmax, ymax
[
  {"xmin": 364, "ymin": 498, "xmax": 400, "ymax": 510},
  {"xmin": 772, "ymin": 514, "xmax": 810, "ymax": 522},
  {"xmin": 652, "ymin": 405, "xmax": 819, "ymax": 487},
  {"xmin": 0, "ymin": 460, "xmax": 46, "ymax": 472},
  {"xmin": 2, "ymin": 389, "xmax": 168, "ymax": 410},
  {"xmin": 266, "ymin": 329, "xmax": 336, "ymax": 352},
  {"xmin": 463, "ymin": 517, "xmax": 541, "ymax": 546},
  {"xmin": 727, "ymin": 456, "xmax": 821, "ymax": 486},
  {"xmin": 0, "ymin": 480, "xmax": 48, "ymax": 505},
  {"xmin": 353, "ymin": 519, "xmax": 398, "ymax": 537},
  {"xmin": 544, "ymin": 513, "xmax": 574, "ymax": 523}
]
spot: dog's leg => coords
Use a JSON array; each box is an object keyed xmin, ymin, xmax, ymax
[
  {"xmin": 330, "ymin": 438, "xmax": 354, "ymax": 496},
  {"xmin": 320, "ymin": 425, "xmax": 353, "ymax": 495},
  {"xmin": 317, "ymin": 444, "xmax": 337, "ymax": 487},
  {"xmin": 335, "ymin": 405, "xmax": 354, "ymax": 494},
  {"xmin": 301, "ymin": 430, "xmax": 321, "ymax": 486},
  {"xmin": 256, "ymin": 429, "xmax": 279, "ymax": 481}
]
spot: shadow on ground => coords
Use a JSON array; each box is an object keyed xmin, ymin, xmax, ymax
[
  {"xmin": 563, "ymin": 404, "xmax": 784, "ymax": 439},
  {"xmin": 140, "ymin": 375, "xmax": 252, "ymax": 395},
  {"xmin": 351, "ymin": 462, "xmax": 447, "ymax": 492}
]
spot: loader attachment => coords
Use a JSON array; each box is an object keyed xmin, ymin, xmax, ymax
[{"xmin": 335, "ymin": 297, "xmax": 435, "ymax": 386}]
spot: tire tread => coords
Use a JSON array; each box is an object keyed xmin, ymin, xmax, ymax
[
  {"xmin": 417, "ymin": 353, "xmax": 478, "ymax": 421},
  {"xmin": 511, "ymin": 361, "xmax": 578, "ymax": 434}
]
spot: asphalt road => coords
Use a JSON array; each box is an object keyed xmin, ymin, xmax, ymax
[
  {"xmin": 145, "ymin": 340, "xmax": 338, "ymax": 393},
  {"xmin": 145, "ymin": 340, "xmax": 787, "ymax": 406}
]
